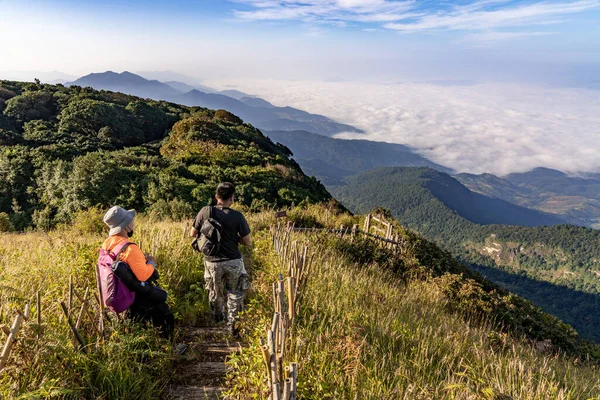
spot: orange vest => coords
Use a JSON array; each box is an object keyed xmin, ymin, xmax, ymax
[{"xmin": 102, "ymin": 235, "xmax": 155, "ymax": 282}]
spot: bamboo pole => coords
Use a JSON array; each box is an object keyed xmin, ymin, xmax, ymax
[
  {"xmin": 286, "ymin": 277, "xmax": 294, "ymax": 324},
  {"xmin": 268, "ymin": 330, "xmax": 279, "ymax": 386},
  {"xmin": 0, "ymin": 304, "xmax": 28, "ymax": 371},
  {"xmin": 68, "ymin": 274, "xmax": 73, "ymax": 316},
  {"xmin": 60, "ymin": 302, "xmax": 87, "ymax": 353},
  {"xmin": 362, "ymin": 214, "xmax": 368, "ymax": 232},
  {"xmin": 75, "ymin": 287, "xmax": 90, "ymax": 330},
  {"xmin": 272, "ymin": 382, "xmax": 281, "ymax": 400},
  {"xmin": 94, "ymin": 266, "xmax": 105, "ymax": 334},
  {"xmin": 273, "ymin": 283, "xmax": 279, "ymax": 314},
  {"xmin": 272, "ymin": 312, "xmax": 280, "ymax": 362},
  {"xmin": 370, "ymin": 215, "xmax": 386, "ymax": 224},
  {"xmin": 283, "ymin": 378, "xmax": 292, "ymax": 400},
  {"xmin": 290, "ymin": 363, "xmax": 298, "ymax": 400},
  {"xmin": 261, "ymin": 342, "xmax": 272, "ymax": 385}
]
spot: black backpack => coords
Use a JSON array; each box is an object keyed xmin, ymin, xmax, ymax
[{"xmin": 192, "ymin": 206, "xmax": 223, "ymax": 256}]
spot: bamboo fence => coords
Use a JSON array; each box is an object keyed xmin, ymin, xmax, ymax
[{"xmin": 262, "ymin": 224, "xmax": 316, "ymax": 400}]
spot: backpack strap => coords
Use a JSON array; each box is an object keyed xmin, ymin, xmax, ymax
[{"xmin": 109, "ymin": 241, "xmax": 132, "ymax": 261}]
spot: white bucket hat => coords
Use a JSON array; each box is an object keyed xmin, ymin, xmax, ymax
[{"xmin": 103, "ymin": 206, "xmax": 136, "ymax": 236}]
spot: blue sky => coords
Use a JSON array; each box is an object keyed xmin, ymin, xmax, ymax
[{"xmin": 1, "ymin": 0, "xmax": 599, "ymax": 84}]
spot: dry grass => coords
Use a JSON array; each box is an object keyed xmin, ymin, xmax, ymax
[
  {"xmin": 0, "ymin": 210, "xmax": 206, "ymax": 399},
  {"xmin": 228, "ymin": 206, "xmax": 600, "ymax": 400}
]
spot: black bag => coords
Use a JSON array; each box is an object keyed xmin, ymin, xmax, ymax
[
  {"xmin": 112, "ymin": 261, "xmax": 168, "ymax": 304},
  {"xmin": 192, "ymin": 206, "xmax": 223, "ymax": 256}
]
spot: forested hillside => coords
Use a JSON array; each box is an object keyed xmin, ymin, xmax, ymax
[
  {"xmin": 331, "ymin": 167, "xmax": 600, "ymax": 342},
  {"xmin": 0, "ymin": 80, "xmax": 331, "ymax": 230}
]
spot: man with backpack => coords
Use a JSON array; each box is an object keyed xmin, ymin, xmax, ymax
[
  {"xmin": 101, "ymin": 206, "xmax": 186, "ymax": 353},
  {"xmin": 190, "ymin": 182, "xmax": 251, "ymax": 337}
]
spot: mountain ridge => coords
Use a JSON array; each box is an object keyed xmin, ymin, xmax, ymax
[{"xmin": 67, "ymin": 71, "xmax": 362, "ymax": 136}]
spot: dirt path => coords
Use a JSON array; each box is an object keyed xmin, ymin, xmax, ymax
[{"xmin": 166, "ymin": 326, "xmax": 242, "ymax": 399}]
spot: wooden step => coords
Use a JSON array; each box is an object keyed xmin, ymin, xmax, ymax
[
  {"xmin": 167, "ymin": 385, "xmax": 225, "ymax": 399},
  {"xmin": 191, "ymin": 361, "xmax": 228, "ymax": 376}
]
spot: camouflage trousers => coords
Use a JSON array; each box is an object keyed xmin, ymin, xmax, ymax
[{"xmin": 204, "ymin": 258, "xmax": 250, "ymax": 326}]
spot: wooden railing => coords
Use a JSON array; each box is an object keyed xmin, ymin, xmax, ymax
[{"xmin": 263, "ymin": 225, "xmax": 310, "ymax": 400}]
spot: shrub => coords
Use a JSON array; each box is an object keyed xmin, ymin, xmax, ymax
[
  {"xmin": 4, "ymin": 91, "xmax": 56, "ymax": 123},
  {"xmin": 213, "ymin": 109, "xmax": 243, "ymax": 125},
  {"xmin": 32, "ymin": 207, "xmax": 54, "ymax": 231},
  {"xmin": 71, "ymin": 207, "xmax": 107, "ymax": 235},
  {"xmin": 0, "ymin": 212, "xmax": 14, "ymax": 232}
]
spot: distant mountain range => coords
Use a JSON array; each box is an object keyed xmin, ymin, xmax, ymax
[
  {"xmin": 332, "ymin": 167, "xmax": 564, "ymax": 229},
  {"xmin": 68, "ymin": 71, "xmax": 362, "ymax": 136},
  {"xmin": 457, "ymin": 168, "xmax": 600, "ymax": 228}
]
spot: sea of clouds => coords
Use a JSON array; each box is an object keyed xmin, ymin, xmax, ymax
[{"xmin": 211, "ymin": 79, "xmax": 600, "ymax": 176}]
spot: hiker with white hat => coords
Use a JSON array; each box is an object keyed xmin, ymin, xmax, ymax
[{"xmin": 101, "ymin": 206, "xmax": 186, "ymax": 354}]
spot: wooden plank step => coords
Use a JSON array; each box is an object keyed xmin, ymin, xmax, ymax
[
  {"xmin": 168, "ymin": 385, "xmax": 225, "ymax": 399},
  {"xmin": 187, "ymin": 346, "xmax": 239, "ymax": 363},
  {"xmin": 196, "ymin": 343, "xmax": 241, "ymax": 354},
  {"xmin": 190, "ymin": 361, "xmax": 227, "ymax": 376}
]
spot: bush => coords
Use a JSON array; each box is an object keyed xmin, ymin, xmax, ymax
[
  {"xmin": 71, "ymin": 207, "xmax": 107, "ymax": 235},
  {"xmin": 0, "ymin": 212, "xmax": 14, "ymax": 232},
  {"xmin": 4, "ymin": 91, "xmax": 56, "ymax": 123},
  {"xmin": 0, "ymin": 86, "xmax": 17, "ymax": 100},
  {"xmin": 148, "ymin": 198, "xmax": 194, "ymax": 221},
  {"xmin": 32, "ymin": 207, "xmax": 54, "ymax": 231},
  {"xmin": 213, "ymin": 109, "xmax": 243, "ymax": 125}
]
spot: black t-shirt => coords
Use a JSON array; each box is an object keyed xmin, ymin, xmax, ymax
[{"xmin": 193, "ymin": 206, "xmax": 251, "ymax": 262}]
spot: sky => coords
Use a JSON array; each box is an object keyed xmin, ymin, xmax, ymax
[
  {"xmin": 2, "ymin": 0, "xmax": 599, "ymax": 83},
  {"xmin": 1, "ymin": 0, "xmax": 600, "ymax": 174}
]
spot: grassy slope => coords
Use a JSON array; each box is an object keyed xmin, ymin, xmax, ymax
[
  {"xmin": 0, "ymin": 209, "xmax": 207, "ymax": 399},
  {"xmin": 228, "ymin": 205, "xmax": 600, "ymax": 399},
  {"xmin": 2, "ymin": 205, "xmax": 600, "ymax": 399}
]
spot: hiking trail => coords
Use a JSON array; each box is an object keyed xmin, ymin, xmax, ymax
[{"xmin": 167, "ymin": 325, "xmax": 242, "ymax": 400}]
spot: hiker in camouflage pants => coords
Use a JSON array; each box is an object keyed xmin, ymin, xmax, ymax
[
  {"xmin": 204, "ymin": 258, "xmax": 250, "ymax": 327},
  {"xmin": 190, "ymin": 183, "xmax": 252, "ymax": 337}
]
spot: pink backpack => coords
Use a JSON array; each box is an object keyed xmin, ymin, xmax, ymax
[{"xmin": 96, "ymin": 241, "xmax": 136, "ymax": 313}]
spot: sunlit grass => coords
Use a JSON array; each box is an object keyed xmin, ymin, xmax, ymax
[
  {"xmin": 0, "ymin": 209, "xmax": 207, "ymax": 399},
  {"xmin": 228, "ymin": 205, "xmax": 600, "ymax": 400}
]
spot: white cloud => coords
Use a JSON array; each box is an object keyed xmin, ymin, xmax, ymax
[
  {"xmin": 385, "ymin": 0, "xmax": 600, "ymax": 32},
  {"xmin": 231, "ymin": 0, "xmax": 600, "ymax": 36},
  {"xmin": 230, "ymin": 0, "xmax": 417, "ymax": 23},
  {"xmin": 209, "ymin": 78, "xmax": 600, "ymax": 176}
]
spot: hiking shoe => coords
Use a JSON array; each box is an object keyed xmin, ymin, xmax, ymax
[
  {"xmin": 173, "ymin": 343, "xmax": 188, "ymax": 355},
  {"xmin": 211, "ymin": 311, "xmax": 225, "ymax": 324},
  {"xmin": 228, "ymin": 323, "xmax": 240, "ymax": 339}
]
